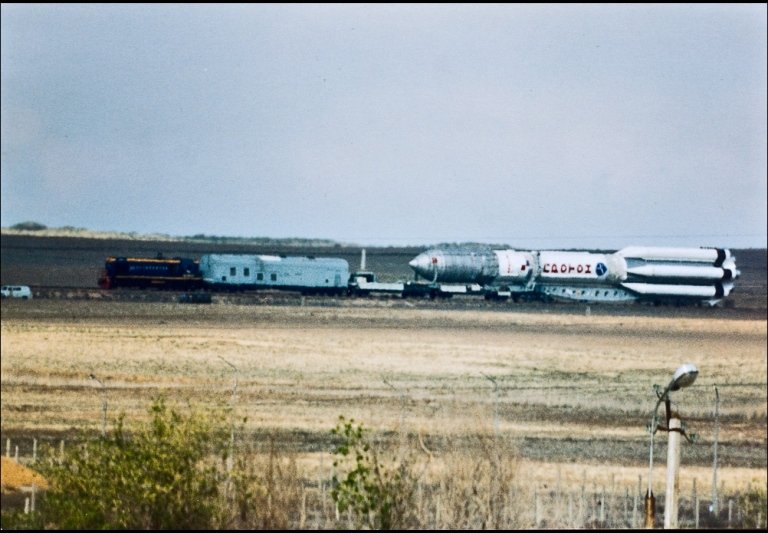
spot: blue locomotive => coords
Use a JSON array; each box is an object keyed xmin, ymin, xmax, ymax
[{"xmin": 97, "ymin": 254, "xmax": 203, "ymax": 290}]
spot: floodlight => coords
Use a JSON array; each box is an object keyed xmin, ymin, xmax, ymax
[{"xmin": 669, "ymin": 363, "xmax": 698, "ymax": 391}]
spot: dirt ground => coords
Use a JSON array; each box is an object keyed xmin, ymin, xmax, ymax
[{"xmin": 0, "ymin": 235, "xmax": 766, "ymax": 501}]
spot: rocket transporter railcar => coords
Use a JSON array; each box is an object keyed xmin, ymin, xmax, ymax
[{"xmin": 408, "ymin": 246, "xmax": 740, "ymax": 306}]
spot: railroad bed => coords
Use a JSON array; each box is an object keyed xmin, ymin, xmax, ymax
[{"xmin": 4, "ymin": 285, "xmax": 765, "ymax": 320}]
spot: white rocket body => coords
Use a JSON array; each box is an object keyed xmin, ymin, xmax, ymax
[{"xmin": 409, "ymin": 246, "xmax": 740, "ymax": 305}]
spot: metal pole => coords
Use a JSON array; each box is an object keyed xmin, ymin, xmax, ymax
[
  {"xmin": 90, "ymin": 374, "xmax": 107, "ymax": 437},
  {"xmin": 664, "ymin": 416, "xmax": 682, "ymax": 529},
  {"xmin": 645, "ymin": 396, "xmax": 664, "ymax": 529},
  {"xmin": 692, "ymin": 477, "xmax": 698, "ymax": 529},
  {"xmin": 645, "ymin": 418, "xmax": 656, "ymax": 528},
  {"xmin": 711, "ymin": 385, "xmax": 720, "ymax": 516}
]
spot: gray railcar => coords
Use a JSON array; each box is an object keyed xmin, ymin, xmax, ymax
[{"xmin": 200, "ymin": 254, "xmax": 349, "ymax": 294}]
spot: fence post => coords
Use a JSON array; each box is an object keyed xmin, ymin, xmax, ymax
[
  {"xmin": 555, "ymin": 466, "xmax": 562, "ymax": 525},
  {"xmin": 319, "ymin": 451, "xmax": 326, "ymax": 518},
  {"xmin": 624, "ymin": 487, "xmax": 629, "ymax": 528},
  {"xmin": 299, "ymin": 487, "xmax": 306, "ymax": 529},
  {"xmin": 580, "ymin": 472, "xmax": 587, "ymax": 526},
  {"xmin": 417, "ymin": 480, "xmax": 424, "ymax": 520},
  {"xmin": 610, "ymin": 474, "xmax": 616, "ymax": 528},
  {"xmin": 592, "ymin": 483, "xmax": 598, "ymax": 526},
  {"xmin": 600, "ymin": 486, "xmax": 606, "ymax": 526},
  {"xmin": 693, "ymin": 477, "xmax": 699, "ymax": 529},
  {"xmin": 711, "ymin": 385, "xmax": 720, "ymax": 516},
  {"xmin": 633, "ymin": 475, "xmax": 640, "ymax": 528}
]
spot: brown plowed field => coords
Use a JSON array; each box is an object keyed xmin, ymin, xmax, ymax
[{"xmin": 1, "ymin": 235, "xmax": 766, "ymax": 502}]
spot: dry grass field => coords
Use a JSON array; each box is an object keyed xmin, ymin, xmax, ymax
[
  {"xmin": 2, "ymin": 300, "xmax": 765, "ymax": 501},
  {"xmin": 0, "ymin": 234, "xmax": 765, "ymax": 527}
]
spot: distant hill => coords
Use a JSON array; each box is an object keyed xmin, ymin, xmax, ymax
[{"xmin": 0, "ymin": 224, "xmax": 348, "ymax": 248}]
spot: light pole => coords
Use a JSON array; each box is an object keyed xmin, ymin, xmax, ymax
[
  {"xmin": 645, "ymin": 363, "xmax": 699, "ymax": 528},
  {"xmin": 89, "ymin": 373, "xmax": 107, "ymax": 437}
]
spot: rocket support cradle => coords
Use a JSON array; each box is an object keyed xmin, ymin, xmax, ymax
[{"xmin": 408, "ymin": 246, "xmax": 739, "ymax": 305}]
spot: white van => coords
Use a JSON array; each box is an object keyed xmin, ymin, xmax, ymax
[{"xmin": 1, "ymin": 285, "xmax": 32, "ymax": 299}]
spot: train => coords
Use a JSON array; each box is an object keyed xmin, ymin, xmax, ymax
[
  {"xmin": 97, "ymin": 253, "xmax": 350, "ymax": 295},
  {"xmin": 97, "ymin": 245, "xmax": 741, "ymax": 306}
]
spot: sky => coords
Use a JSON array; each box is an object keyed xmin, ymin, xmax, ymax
[{"xmin": 1, "ymin": 4, "xmax": 766, "ymax": 249}]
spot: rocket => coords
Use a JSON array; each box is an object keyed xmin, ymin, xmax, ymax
[{"xmin": 408, "ymin": 246, "xmax": 740, "ymax": 305}]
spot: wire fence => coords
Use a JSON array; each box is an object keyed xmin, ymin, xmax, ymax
[{"xmin": 2, "ymin": 434, "xmax": 764, "ymax": 529}]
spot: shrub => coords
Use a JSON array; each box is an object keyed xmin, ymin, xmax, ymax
[
  {"xmin": 330, "ymin": 415, "xmax": 418, "ymax": 530},
  {"xmin": 37, "ymin": 398, "xmax": 229, "ymax": 530}
]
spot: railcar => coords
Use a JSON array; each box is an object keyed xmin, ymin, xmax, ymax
[
  {"xmin": 199, "ymin": 253, "xmax": 349, "ymax": 295},
  {"xmin": 97, "ymin": 255, "xmax": 203, "ymax": 290}
]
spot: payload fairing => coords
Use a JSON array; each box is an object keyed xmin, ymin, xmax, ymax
[{"xmin": 408, "ymin": 246, "xmax": 739, "ymax": 305}]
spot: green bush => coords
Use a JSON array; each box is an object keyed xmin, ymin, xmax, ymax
[
  {"xmin": 36, "ymin": 398, "xmax": 229, "ymax": 530},
  {"xmin": 330, "ymin": 416, "xmax": 417, "ymax": 530}
]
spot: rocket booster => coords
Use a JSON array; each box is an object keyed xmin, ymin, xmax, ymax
[{"xmin": 408, "ymin": 246, "xmax": 740, "ymax": 302}]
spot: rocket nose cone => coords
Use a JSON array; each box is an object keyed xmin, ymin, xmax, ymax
[{"xmin": 409, "ymin": 253, "xmax": 434, "ymax": 276}]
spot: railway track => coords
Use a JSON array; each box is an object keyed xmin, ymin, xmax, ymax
[
  {"xmin": 25, "ymin": 285, "xmax": 311, "ymax": 305},
  {"xmin": 6, "ymin": 284, "xmax": 764, "ymax": 320}
]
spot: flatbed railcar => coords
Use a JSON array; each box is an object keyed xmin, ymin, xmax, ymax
[{"xmin": 97, "ymin": 255, "xmax": 203, "ymax": 290}]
